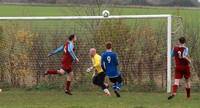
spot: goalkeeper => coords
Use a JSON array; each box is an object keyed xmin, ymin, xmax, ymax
[{"xmin": 87, "ymin": 48, "xmax": 111, "ymax": 96}]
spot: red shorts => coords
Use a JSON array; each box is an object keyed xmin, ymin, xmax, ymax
[
  {"xmin": 175, "ymin": 65, "xmax": 190, "ymax": 79},
  {"xmin": 61, "ymin": 57, "xmax": 73, "ymax": 73}
]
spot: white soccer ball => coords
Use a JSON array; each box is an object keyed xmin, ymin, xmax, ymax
[
  {"xmin": 102, "ymin": 10, "xmax": 110, "ymax": 17},
  {"xmin": 0, "ymin": 89, "xmax": 2, "ymax": 92}
]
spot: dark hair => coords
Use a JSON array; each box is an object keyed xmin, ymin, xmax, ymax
[
  {"xmin": 179, "ymin": 37, "xmax": 186, "ymax": 44},
  {"xmin": 68, "ymin": 34, "xmax": 76, "ymax": 41},
  {"xmin": 106, "ymin": 42, "xmax": 112, "ymax": 49}
]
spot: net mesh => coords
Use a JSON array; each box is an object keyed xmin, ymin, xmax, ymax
[{"xmin": 0, "ymin": 18, "xmax": 198, "ymax": 91}]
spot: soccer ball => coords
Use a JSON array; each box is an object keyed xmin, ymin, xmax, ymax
[
  {"xmin": 102, "ymin": 10, "xmax": 110, "ymax": 17},
  {"xmin": 0, "ymin": 89, "xmax": 2, "ymax": 92}
]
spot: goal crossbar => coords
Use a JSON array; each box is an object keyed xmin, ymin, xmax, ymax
[
  {"xmin": 0, "ymin": 14, "xmax": 171, "ymax": 20},
  {"xmin": 0, "ymin": 14, "xmax": 172, "ymax": 93}
]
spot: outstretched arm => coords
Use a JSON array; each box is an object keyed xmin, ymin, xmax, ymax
[{"xmin": 48, "ymin": 45, "xmax": 64, "ymax": 57}]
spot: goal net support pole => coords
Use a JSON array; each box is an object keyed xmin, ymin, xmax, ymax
[{"xmin": 0, "ymin": 14, "xmax": 172, "ymax": 93}]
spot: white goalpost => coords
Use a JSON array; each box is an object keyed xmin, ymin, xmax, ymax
[{"xmin": 0, "ymin": 14, "xmax": 172, "ymax": 93}]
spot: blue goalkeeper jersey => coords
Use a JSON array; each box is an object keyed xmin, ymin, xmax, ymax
[{"xmin": 101, "ymin": 51, "xmax": 120, "ymax": 78}]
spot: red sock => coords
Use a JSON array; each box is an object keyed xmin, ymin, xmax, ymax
[
  {"xmin": 47, "ymin": 70, "xmax": 58, "ymax": 74},
  {"xmin": 186, "ymin": 88, "xmax": 190, "ymax": 98},
  {"xmin": 172, "ymin": 85, "xmax": 178, "ymax": 95},
  {"xmin": 66, "ymin": 81, "xmax": 71, "ymax": 91}
]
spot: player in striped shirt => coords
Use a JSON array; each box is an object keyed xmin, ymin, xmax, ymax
[
  {"xmin": 168, "ymin": 37, "xmax": 191, "ymax": 100},
  {"xmin": 44, "ymin": 34, "xmax": 79, "ymax": 95}
]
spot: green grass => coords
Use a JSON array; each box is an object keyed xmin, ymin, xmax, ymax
[
  {"xmin": 0, "ymin": 90, "xmax": 199, "ymax": 108},
  {"xmin": 0, "ymin": 4, "xmax": 199, "ymax": 18},
  {"xmin": 0, "ymin": 4, "xmax": 199, "ymax": 36},
  {"xmin": 0, "ymin": 4, "xmax": 199, "ymax": 108},
  {"xmin": 0, "ymin": 4, "xmax": 199, "ymax": 31},
  {"xmin": 0, "ymin": 4, "xmax": 199, "ymax": 29}
]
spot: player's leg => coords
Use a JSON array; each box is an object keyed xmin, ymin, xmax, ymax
[
  {"xmin": 44, "ymin": 68, "xmax": 65, "ymax": 75},
  {"xmin": 109, "ymin": 76, "xmax": 122, "ymax": 97},
  {"xmin": 168, "ymin": 79, "xmax": 180, "ymax": 100},
  {"xmin": 92, "ymin": 74, "xmax": 103, "ymax": 88},
  {"xmin": 114, "ymin": 75, "xmax": 123, "ymax": 98},
  {"xmin": 185, "ymin": 78, "xmax": 191, "ymax": 98},
  {"xmin": 115, "ymin": 75, "xmax": 123, "ymax": 91},
  {"xmin": 92, "ymin": 74, "xmax": 98, "ymax": 85},
  {"xmin": 111, "ymin": 75, "xmax": 122, "ymax": 90},
  {"xmin": 65, "ymin": 69, "xmax": 73, "ymax": 95},
  {"xmin": 110, "ymin": 78, "xmax": 120, "ymax": 97},
  {"xmin": 45, "ymin": 59, "xmax": 66, "ymax": 75},
  {"xmin": 98, "ymin": 72, "xmax": 111, "ymax": 96},
  {"xmin": 45, "ymin": 68, "xmax": 72, "ymax": 95},
  {"xmin": 184, "ymin": 66, "xmax": 191, "ymax": 98},
  {"xmin": 168, "ymin": 67, "xmax": 182, "ymax": 100},
  {"xmin": 173, "ymin": 79, "xmax": 180, "ymax": 96},
  {"xmin": 92, "ymin": 73, "xmax": 111, "ymax": 96}
]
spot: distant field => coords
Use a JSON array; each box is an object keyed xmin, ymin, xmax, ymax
[
  {"xmin": 0, "ymin": 90, "xmax": 200, "ymax": 108},
  {"xmin": 0, "ymin": 4, "xmax": 199, "ymax": 32},
  {"xmin": 0, "ymin": 4, "xmax": 199, "ymax": 18},
  {"xmin": 0, "ymin": 4, "xmax": 199, "ymax": 34},
  {"xmin": 0, "ymin": 4, "xmax": 200, "ymax": 108}
]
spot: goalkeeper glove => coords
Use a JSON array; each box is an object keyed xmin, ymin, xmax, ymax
[{"xmin": 86, "ymin": 67, "xmax": 93, "ymax": 72}]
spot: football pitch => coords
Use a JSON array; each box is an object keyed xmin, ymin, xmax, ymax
[
  {"xmin": 0, "ymin": 4, "xmax": 199, "ymax": 108},
  {"xmin": 0, "ymin": 90, "xmax": 199, "ymax": 108}
]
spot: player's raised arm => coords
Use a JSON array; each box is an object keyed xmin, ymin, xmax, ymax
[{"xmin": 48, "ymin": 45, "xmax": 64, "ymax": 57}]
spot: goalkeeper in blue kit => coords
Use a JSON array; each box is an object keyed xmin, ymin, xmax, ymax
[{"xmin": 101, "ymin": 42, "xmax": 123, "ymax": 97}]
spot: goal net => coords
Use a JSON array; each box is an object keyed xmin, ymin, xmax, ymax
[{"xmin": 0, "ymin": 14, "xmax": 172, "ymax": 92}]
